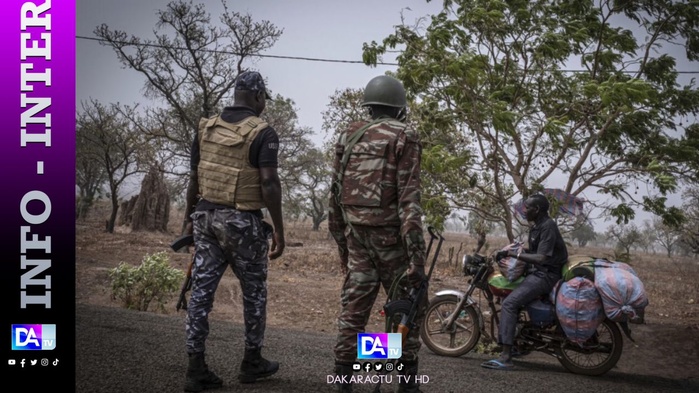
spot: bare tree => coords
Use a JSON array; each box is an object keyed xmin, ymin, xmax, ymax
[
  {"xmin": 653, "ymin": 217, "xmax": 681, "ymax": 258},
  {"xmin": 94, "ymin": 0, "xmax": 283, "ymax": 232},
  {"xmin": 77, "ymin": 99, "xmax": 143, "ymax": 233},
  {"xmin": 639, "ymin": 220, "xmax": 658, "ymax": 254},
  {"xmin": 76, "ymin": 129, "xmax": 107, "ymax": 219}
]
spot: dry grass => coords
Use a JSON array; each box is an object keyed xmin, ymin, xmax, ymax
[{"xmin": 76, "ymin": 201, "xmax": 699, "ymax": 332}]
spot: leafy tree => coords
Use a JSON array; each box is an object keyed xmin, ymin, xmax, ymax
[
  {"xmin": 363, "ymin": 0, "xmax": 699, "ymax": 241},
  {"xmin": 95, "ymin": 0, "xmax": 283, "ymax": 232},
  {"xmin": 570, "ymin": 222, "xmax": 597, "ymax": 248},
  {"xmin": 606, "ymin": 223, "xmax": 642, "ymax": 260},
  {"xmin": 679, "ymin": 186, "xmax": 699, "ymax": 254},
  {"xmin": 466, "ymin": 213, "xmax": 494, "ymax": 243},
  {"xmin": 258, "ymin": 94, "xmax": 320, "ymax": 224},
  {"xmin": 321, "ymin": 87, "xmax": 368, "ymax": 146},
  {"xmin": 262, "ymin": 95, "xmax": 315, "ymax": 181},
  {"xmin": 284, "ymin": 147, "xmax": 333, "ymax": 231},
  {"xmin": 588, "ymin": 230, "xmax": 609, "ymax": 248},
  {"xmin": 76, "ymin": 99, "xmax": 143, "ymax": 233}
]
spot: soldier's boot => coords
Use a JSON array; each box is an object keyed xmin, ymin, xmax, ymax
[
  {"xmin": 184, "ymin": 352, "xmax": 223, "ymax": 392},
  {"xmin": 238, "ymin": 348, "xmax": 279, "ymax": 383},
  {"xmin": 334, "ymin": 362, "xmax": 354, "ymax": 393},
  {"xmin": 396, "ymin": 359, "xmax": 421, "ymax": 393}
]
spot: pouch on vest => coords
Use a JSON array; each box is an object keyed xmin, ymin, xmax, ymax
[{"xmin": 340, "ymin": 140, "xmax": 389, "ymax": 208}]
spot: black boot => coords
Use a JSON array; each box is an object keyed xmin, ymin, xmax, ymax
[
  {"xmin": 184, "ymin": 352, "xmax": 223, "ymax": 392},
  {"xmin": 396, "ymin": 359, "xmax": 421, "ymax": 393},
  {"xmin": 334, "ymin": 362, "xmax": 354, "ymax": 393},
  {"xmin": 238, "ymin": 347, "xmax": 279, "ymax": 383}
]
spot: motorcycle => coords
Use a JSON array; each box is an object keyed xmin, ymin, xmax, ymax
[{"xmin": 419, "ymin": 238, "xmax": 627, "ymax": 376}]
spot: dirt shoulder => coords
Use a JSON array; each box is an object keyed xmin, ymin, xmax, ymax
[{"xmin": 75, "ymin": 217, "xmax": 699, "ymax": 382}]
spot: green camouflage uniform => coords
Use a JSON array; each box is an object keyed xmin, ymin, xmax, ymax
[{"xmin": 329, "ymin": 117, "xmax": 427, "ymax": 364}]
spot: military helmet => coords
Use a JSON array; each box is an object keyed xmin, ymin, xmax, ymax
[{"xmin": 361, "ymin": 75, "xmax": 407, "ymax": 108}]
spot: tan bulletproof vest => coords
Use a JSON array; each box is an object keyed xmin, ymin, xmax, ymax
[{"xmin": 197, "ymin": 115, "xmax": 267, "ymax": 210}]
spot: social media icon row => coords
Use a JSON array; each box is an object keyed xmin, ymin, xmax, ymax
[
  {"xmin": 8, "ymin": 358, "xmax": 58, "ymax": 367},
  {"xmin": 352, "ymin": 361, "xmax": 404, "ymax": 373}
]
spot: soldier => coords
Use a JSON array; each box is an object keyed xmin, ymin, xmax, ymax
[
  {"xmin": 182, "ymin": 70, "xmax": 285, "ymax": 392},
  {"xmin": 329, "ymin": 75, "xmax": 427, "ymax": 393}
]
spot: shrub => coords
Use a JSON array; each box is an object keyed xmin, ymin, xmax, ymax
[{"xmin": 109, "ymin": 251, "xmax": 185, "ymax": 312}]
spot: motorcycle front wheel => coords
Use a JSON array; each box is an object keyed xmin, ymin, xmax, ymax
[
  {"xmin": 556, "ymin": 318, "xmax": 623, "ymax": 376},
  {"xmin": 420, "ymin": 295, "xmax": 481, "ymax": 357}
]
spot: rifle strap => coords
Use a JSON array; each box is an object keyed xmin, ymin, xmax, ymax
[{"xmin": 335, "ymin": 116, "xmax": 388, "ymax": 196}]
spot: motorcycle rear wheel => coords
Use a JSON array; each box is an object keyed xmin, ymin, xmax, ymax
[
  {"xmin": 556, "ymin": 318, "xmax": 623, "ymax": 376},
  {"xmin": 420, "ymin": 295, "xmax": 481, "ymax": 357}
]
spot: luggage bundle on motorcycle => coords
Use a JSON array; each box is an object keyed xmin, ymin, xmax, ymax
[
  {"xmin": 558, "ymin": 256, "xmax": 648, "ymax": 324},
  {"xmin": 554, "ymin": 277, "xmax": 606, "ymax": 345},
  {"xmin": 592, "ymin": 259, "xmax": 648, "ymax": 324},
  {"xmin": 552, "ymin": 256, "xmax": 649, "ymax": 346},
  {"xmin": 496, "ymin": 242, "xmax": 527, "ymax": 282}
]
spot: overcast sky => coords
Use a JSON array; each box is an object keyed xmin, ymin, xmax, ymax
[
  {"xmin": 76, "ymin": 0, "xmax": 443, "ymax": 146},
  {"xmin": 76, "ymin": 0, "xmax": 695, "ymax": 232}
]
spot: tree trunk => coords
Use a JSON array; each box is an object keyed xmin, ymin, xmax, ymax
[
  {"xmin": 505, "ymin": 220, "xmax": 515, "ymax": 243},
  {"xmin": 107, "ymin": 193, "xmax": 118, "ymax": 233},
  {"xmin": 76, "ymin": 194, "xmax": 93, "ymax": 220}
]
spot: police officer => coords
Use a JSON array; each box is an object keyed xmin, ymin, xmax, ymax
[
  {"xmin": 182, "ymin": 70, "xmax": 285, "ymax": 392},
  {"xmin": 329, "ymin": 75, "xmax": 427, "ymax": 393}
]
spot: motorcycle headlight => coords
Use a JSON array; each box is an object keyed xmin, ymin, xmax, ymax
[
  {"xmin": 462, "ymin": 254, "xmax": 485, "ymax": 276},
  {"xmin": 462, "ymin": 255, "xmax": 473, "ymax": 276}
]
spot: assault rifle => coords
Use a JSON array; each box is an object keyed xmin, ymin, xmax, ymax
[
  {"xmin": 171, "ymin": 234, "xmax": 194, "ymax": 312},
  {"xmin": 384, "ymin": 226, "xmax": 445, "ymax": 344}
]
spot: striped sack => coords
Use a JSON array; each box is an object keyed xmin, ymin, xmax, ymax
[
  {"xmin": 555, "ymin": 277, "xmax": 606, "ymax": 345},
  {"xmin": 593, "ymin": 260, "xmax": 648, "ymax": 324}
]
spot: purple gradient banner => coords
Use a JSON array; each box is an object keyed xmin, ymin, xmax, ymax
[{"xmin": 0, "ymin": 0, "xmax": 75, "ymax": 388}]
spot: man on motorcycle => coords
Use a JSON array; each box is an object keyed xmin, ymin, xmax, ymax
[{"xmin": 481, "ymin": 193, "xmax": 568, "ymax": 370}]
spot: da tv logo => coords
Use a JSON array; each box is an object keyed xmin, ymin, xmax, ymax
[
  {"xmin": 11, "ymin": 324, "xmax": 56, "ymax": 350},
  {"xmin": 357, "ymin": 333, "xmax": 402, "ymax": 359}
]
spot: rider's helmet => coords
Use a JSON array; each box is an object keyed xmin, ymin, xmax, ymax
[{"xmin": 361, "ymin": 75, "xmax": 407, "ymax": 108}]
